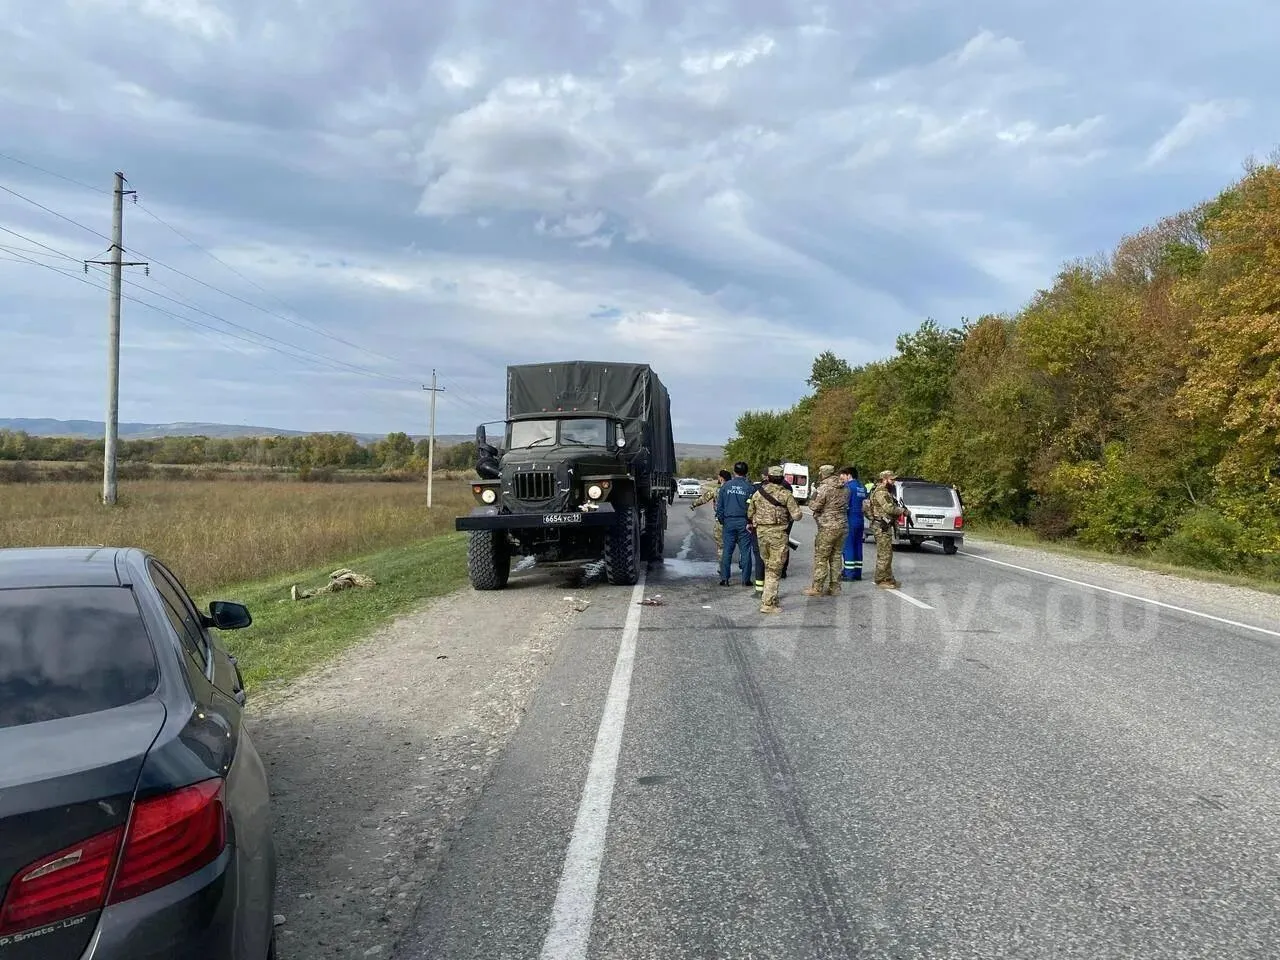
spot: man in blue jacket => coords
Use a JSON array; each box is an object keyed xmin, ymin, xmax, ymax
[
  {"xmin": 716, "ymin": 460, "xmax": 755, "ymax": 586},
  {"xmin": 840, "ymin": 465, "xmax": 868, "ymax": 581}
]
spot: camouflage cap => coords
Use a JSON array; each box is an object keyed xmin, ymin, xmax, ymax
[
  {"xmin": 879, "ymin": 469, "xmax": 895, "ymax": 480},
  {"xmin": 767, "ymin": 465, "xmax": 784, "ymax": 479},
  {"xmin": 818, "ymin": 464, "xmax": 836, "ymax": 478}
]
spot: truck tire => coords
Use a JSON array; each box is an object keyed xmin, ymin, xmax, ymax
[
  {"xmin": 643, "ymin": 499, "xmax": 667, "ymax": 563},
  {"xmin": 605, "ymin": 504, "xmax": 641, "ymax": 586},
  {"xmin": 467, "ymin": 530, "xmax": 511, "ymax": 590}
]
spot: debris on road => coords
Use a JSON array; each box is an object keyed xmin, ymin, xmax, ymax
[
  {"xmin": 638, "ymin": 594, "xmax": 665, "ymax": 606},
  {"xmin": 290, "ymin": 568, "xmax": 377, "ymax": 600}
]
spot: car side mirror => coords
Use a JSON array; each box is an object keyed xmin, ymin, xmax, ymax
[{"xmin": 207, "ymin": 600, "xmax": 252, "ymax": 630}]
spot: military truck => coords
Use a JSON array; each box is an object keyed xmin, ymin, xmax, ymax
[{"xmin": 454, "ymin": 361, "xmax": 676, "ymax": 589}]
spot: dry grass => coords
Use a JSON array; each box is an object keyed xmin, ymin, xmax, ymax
[{"xmin": 0, "ymin": 479, "xmax": 475, "ymax": 593}]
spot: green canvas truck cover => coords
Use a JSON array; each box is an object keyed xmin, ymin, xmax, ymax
[{"xmin": 506, "ymin": 361, "xmax": 676, "ymax": 475}]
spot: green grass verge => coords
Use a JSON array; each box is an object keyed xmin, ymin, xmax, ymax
[
  {"xmin": 200, "ymin": 533, "xmax": 469, "ymax": 697},
  {"xmin": 966, "ymin": 520, "xmax": 1280, "ymax": 597}
]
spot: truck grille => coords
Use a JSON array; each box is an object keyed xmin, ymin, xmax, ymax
[{"xmin": 513, "ymin": 471, "xmax": 556, "ymax": 501}]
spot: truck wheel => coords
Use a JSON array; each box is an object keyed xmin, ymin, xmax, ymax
[
  {"xmin": 467, "ymin": 530, "xmax": 511, "ymax": 590},
  {"xmin": 605, "ymin": 504, "xmax": 641, "ymax": 585},
  {"xmin": 643, "ymin": 499, "xmax": 667, "ymax": 563}
]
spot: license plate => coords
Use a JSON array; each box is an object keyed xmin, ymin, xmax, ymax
[
  {"xmin": 918, "ymin": 518, "xmax": 940, "ymax": 527},
  {"xmin": 543, "ymin": 513, "xmax": 583, "ymax": 525}
]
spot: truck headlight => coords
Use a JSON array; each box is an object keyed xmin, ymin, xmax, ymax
[
  {"xmin": 481, "ymin": 488, "xmax": 497, "ymax": 504},
  {"xmin": 587, "ymin": 484, "xmax": 603, "ymax": 500}
]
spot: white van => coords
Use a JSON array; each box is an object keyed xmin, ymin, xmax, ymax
[{"xmin": 781, "ymin": 462, "xmax": 810, "ymax": 502}]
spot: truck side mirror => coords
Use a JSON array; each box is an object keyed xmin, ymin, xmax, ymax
[{"xmin": 475, "ymin": 424, "xmax": 487, "ymax": 448}]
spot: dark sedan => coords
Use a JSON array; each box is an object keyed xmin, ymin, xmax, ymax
[{"xmin": 0, "ymin": 546, "xmax": 277, "ymax": 959}]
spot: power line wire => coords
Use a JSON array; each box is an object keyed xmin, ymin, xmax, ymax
[
  {"xmin": 0, "ymin": 215, "xmax": 418, "ymax": 386},
  {"xmin": 1, "ymin": 250, "xmax": 264, "ymax": 360},
  {"xmin": 2, "ymin": 244, "xmax": 413, "ymax": 382},
  {"xmin": 0, "ymin": 182, "xmax": 112, "ymax": 243},
  {"xmin": 0, "ymin": 165, "xmax": 442, "ymax": 388},
  {"xmin": 0, "ymin": 152, "xmax": 106, "ymax": 194},
  {"xmin": 1, "ymin": 175, "xmax": 417, "ymax": 381},
  {"xmin": 132, "ymin": 199, "xmax": 418, "ymax": 372}
]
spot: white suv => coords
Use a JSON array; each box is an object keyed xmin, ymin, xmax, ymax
[{"xmin": 889, "ymin": 478, "xmax": 964, "ymax": 554}]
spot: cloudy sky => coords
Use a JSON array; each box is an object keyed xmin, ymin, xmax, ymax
[{"xmin": 1, "ymin": 0, "xmax": 1275, "ymax": 444}]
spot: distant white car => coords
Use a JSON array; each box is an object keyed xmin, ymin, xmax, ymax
[
  {"xmin": 677, "ymin": 478, "xmax": 702, "ymax": 498},
  {"xmin": 782, "ymin": 462, "xmax": 810, "ymax": 502}
]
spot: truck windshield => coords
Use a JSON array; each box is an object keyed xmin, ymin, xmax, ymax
[
  {"xmin": 508, "ymin": 418, "xmax": 609, "ymax": 448},
  {"xmin": 560, "ymin": 419, "xmax": 608, "ymax": 446},
  {"xmin": 509, "ymin": 420, "xmax": 558, "ymax": 448}
]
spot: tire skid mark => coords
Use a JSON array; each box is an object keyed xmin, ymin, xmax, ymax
[{"xmin": 712, "ymin": 603, "xmax": 867, "ymax": 959}]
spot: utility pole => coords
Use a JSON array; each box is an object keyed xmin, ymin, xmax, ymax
[
  {"xmin": 423, "ymin": 372, "xmax": 445, "ymax": 507},
  {"xmin": 86, "ymin": 171, "xmax": 147, "ymax": 505}
]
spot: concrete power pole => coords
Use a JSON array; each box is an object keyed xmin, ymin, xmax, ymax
[
  {"xmin": 423, "ymin": 372, "xmax": 445, "ymax": 507},
  {"xmin": 86, "ymin": 171, "xmax": 147, "ymax": 505}
]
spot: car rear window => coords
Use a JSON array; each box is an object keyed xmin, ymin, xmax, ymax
[
  {"xmin": 899, "ymin": 484, "xmax": 957, "ymax": 508},
  {"xmin": 0, "ymin": 586, "xmax": 159, "ymax": 729}
]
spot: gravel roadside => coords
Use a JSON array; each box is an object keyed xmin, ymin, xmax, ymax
[
  {"xmin": 246, "ymin": 576, "xmax": 584, "ymax": 960},
  {"xmin": 964, "ymin": 537, "xmax": 1280, "ymax": 628}
]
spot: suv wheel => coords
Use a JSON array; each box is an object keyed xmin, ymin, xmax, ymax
[{"xmin": 942, "ymin": 539, "xmax": 958, "ymax": 555}]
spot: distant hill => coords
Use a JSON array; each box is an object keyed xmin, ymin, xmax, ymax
[{"xmin": 0, "ymin": 419, "xmax": 724, "ymax": 460}]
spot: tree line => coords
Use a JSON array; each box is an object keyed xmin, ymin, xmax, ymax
[
  {"xmin": 725, "ymin": 155, "xmax": 1280, "ymax": 578},
  {"xmin": 0, "ymin": 429, "xmax": 478, "ymax": 472}
]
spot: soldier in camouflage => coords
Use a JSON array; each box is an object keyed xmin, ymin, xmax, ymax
[
  {"xmin": 746, "ymin": 465, "xmax": 803, "ymax": 613},
  {"xmin": 803, "ymin": 464, "xmax": 851, "ymax": 597},
  {"xmin": 690, "ymin": 469, "xmax": 730, "ymax": 553},
  {"xmin": 868, "ymin": 469, "xmax": 905, "ymax": 588}
]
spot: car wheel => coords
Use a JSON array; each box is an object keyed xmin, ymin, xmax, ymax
[
  {"xmin": 943, "ymin": 539, "xmax": 958, "ymax": 555},
  {"xmin": 267, "ymin": 929, "xmax": 278, "ymax": 960}
]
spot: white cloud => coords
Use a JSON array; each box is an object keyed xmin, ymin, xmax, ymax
[
  {"xmin": 0, "ymin": 0, "xmax": 1276, "ymax": 439},
  {"xmin": 1144, "ymin": 99, "xmax": 1250, "ymax": 167}
]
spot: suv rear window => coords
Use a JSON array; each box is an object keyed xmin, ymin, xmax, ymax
[
  {"xmin": 0, "ymin": 586, "xmax": 159, "ymax": 729},
  {"xmin": 899, "ymin": 484, "xmax": 957, "ymax": 508}
]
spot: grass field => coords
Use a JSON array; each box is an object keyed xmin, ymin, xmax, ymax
[
  {"xmin": 0, "ymin": 479, "xmax": 474, "ymax": 592},
  {"xmin": 215, "ymin": 533, "xmax": 469, "ymax": 696},
  {"xmin": 0, "ymin": 479, "xmax": 480, "ymax": 691}
]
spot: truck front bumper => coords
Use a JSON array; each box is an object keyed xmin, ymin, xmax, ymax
[{"xmin": 455, "ymin": 504, "xmax": 620, "ymax": 532}]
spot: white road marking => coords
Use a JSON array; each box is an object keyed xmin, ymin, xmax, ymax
[
  {"xmin": 967, "ymin": 553, "xmax": 1280, "ymax": 640},
  {"xmin": 888, "ymin": 589, "xmax": 933, "ymax": 610},
  {"xmin": 539, "ymin": 572, "xmax": 648, "ymax": 959}
]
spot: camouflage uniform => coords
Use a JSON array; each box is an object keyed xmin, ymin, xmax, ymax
[
  {"xmin": 747, "ymin": 466, "xmax": 803, "ymax": 613},
  {"xmin": 689, "ymin": 479, "xmax": 723, "ymax": 552},
  {"xmin": 868, "ymin": 472, "xmax": 905, "ymax": 587},
  {"xmin": 804, "ymin": 466, "xmax": 850, "ymax": 596}
]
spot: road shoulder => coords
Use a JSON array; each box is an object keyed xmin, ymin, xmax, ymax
[
  {"xmin": 962, "ymin": 537, "xmax": 1280, "ymax": 630},
  {"xmin": 246, "ymin": 580, "xmax": 581, "ymax": 960}
]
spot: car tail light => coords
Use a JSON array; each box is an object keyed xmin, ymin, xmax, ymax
[
  {"xmin": 954, "ymin": 515, "xmax": 964, "ymax": 528},
  {"xmin": 0, "ymin": 828, "xmax": 124, "ymax": 936},
  {"xmin": 898, "ymin": 514, "xmax": 908, "ymax": 526},
  {"xmin": 0, "ymin": 779, "xmax": 226, "ymax": 938},
  {"xmin": 109, "ymin": 779, "xmax": 227, "ymax": 904}
]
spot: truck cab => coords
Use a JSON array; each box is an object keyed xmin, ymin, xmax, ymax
[{"xmin": 456, "ymin": 361, "xmax": 676, "ymax": 590}]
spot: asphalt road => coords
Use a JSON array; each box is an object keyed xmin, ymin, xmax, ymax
[{"xmin": 396, "ymin": 504, "xmax": 1280, "ymax": 959}]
